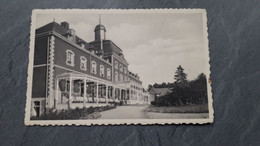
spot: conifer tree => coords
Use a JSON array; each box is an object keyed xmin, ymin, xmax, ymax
[{"xmin": 174, "ymin": 65, "xmax": 188, "ymax": 84}]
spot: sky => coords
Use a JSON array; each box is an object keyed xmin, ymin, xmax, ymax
[{"xmin": 36, "ymin": 10, "xmax": 209, "ymax": 89}]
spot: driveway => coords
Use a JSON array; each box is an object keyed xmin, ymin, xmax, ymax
[
  {"xmin": 99, "ymin": 105, "xmax": 209, "ymax": 119},
  {"xmin": 99, "ymin": 105, "xmax": 149, "ymax": 119}
]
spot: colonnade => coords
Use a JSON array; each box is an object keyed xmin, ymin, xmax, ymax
[{"xmin": 55, "ymin": 77, "xmax": 127, "ymax": 109}]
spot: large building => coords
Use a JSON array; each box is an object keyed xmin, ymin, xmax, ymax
[{"xmin": 31, "ymin": 20, "xmax": 152, "ymax": 117}]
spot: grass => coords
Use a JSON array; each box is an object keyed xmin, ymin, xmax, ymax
[
  {"xmin": 146, "ymin": 104, "xmax": 209, "ymax": 113},
  {"xmin": 31, "ymin": 105, "xmax": 116, "ymax": 120}
]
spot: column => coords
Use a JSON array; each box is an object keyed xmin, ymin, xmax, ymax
[
  {"xmin": 96, "ymin": 82, "xmax": 99, "ymax": 103},
  {"xmin": 110, "ymin": 87, "xmax": 112, "ymax": 101},
  {"xmin": 124, "ymin": 90, "xmax": 126, "ymax": 101},
  {"xmin": 69, "ymin": 78, "xmax": 72, "ymax": 109},
  {"xmin": 112, "ymin": 87, "xmax": 115, "ymax": 101},
  {"xmin": 122, "ymin": 90, "xmax": 125, "ymax": 103},
  {"xmin": 105, "ymin": 85, "xmax": 108, "ymax": 104},
  {"xmin": 83, "ymin": 79, "xmax": 86, "ymax": 108},
  {"xmin": 55, "ymin": 79, "xmax": 59, "ymax": 108},
  {"xmin": 130, "ymin": 88, "xmax": 132, "ymax": 100},
  {"xmin": 119, "ymin": 89, "xmax": 121, "ymax": 100}
]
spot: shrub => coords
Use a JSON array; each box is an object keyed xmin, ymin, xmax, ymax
[
  {"xmin": 151, "ymin": 73, "xmax": 208, "ymax": 107},
  {"xmin": 31, "ymin": 105, "xmax": 116, "ymax": 120}
]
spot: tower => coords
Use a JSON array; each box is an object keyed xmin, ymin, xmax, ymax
[{"xmin": 94, "ymin": 16, "xmax": 106, "ymax": 41}]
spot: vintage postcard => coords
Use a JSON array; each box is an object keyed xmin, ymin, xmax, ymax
[{"xmin": 25, "ymin": 9, "xmax": 213, "ymax": 125}]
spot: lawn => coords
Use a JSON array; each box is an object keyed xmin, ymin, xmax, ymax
[{"xmin": 146, "ymin": 104, "xmax": 209, "ymax": 113}]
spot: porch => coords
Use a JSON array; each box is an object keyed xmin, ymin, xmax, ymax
[{"xmin": 54, "ymin": 72, "xmax": 127, "ymax": 110}]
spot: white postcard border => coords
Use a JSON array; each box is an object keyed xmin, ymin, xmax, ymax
[{"xmin": 25, "ymin": 9, "xmax": 213, "ymax": 126}]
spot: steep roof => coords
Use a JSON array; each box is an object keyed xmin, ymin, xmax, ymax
[
  {"xmin": 149, "ymin": 88, "xmax": 172, "ymax": 96},
  {"xmin": 36, "ymin": 21, "xmax": 67, "ymax": 34},
  {"xmin": 36, "ymin": 21, "xmax": 91, "ymax": 49},
  {"xmin": 90, "ymin": 40, "xmax": 128, "ymax": 63}
]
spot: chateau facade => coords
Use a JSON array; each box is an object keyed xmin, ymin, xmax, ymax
[{"xmin": 31, "ymin": 21, "xmax": 152, "ymax": 117}]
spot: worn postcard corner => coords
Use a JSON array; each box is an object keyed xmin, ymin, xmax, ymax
[{"xmin": 25, "ymin": 9, "xmax": 213, "ymax": 126}]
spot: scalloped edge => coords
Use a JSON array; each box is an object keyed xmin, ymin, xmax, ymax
[{"xmin": 24, "ymin": 8, "xmax": 214, "ymax": 126}]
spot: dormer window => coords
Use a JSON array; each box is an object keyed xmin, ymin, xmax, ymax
[
  {"xmin": 67, "ymin": 34, "xmax": 72, "ymax": 41},
  {"xmin": 119, "ymin": 64, "xmax": 123, "ymax": 72},
  {"xmin": 81, "ymin": 43, "xmax": 85, "ymax": 48},
  {"xmin": 115, "ymin": 61, "xmax": 118, "ymax": 69},
  {"xmin": 68, "ymin": 36, "xmax": 73, "ymax": 41},
  {"xmin": 91, "ymin": 61, "xmax": 97, "ymax": 74},
  {"xmin": 80, "ymin": 56, "xmax": 87, "ymax": 71},
  {"xmin": 100, "ymin": 65, "xmax": 104, "ymax": 77},
  {"xmin": 77, "ymin": 39, "xmax": 85, "ymax": 48},
  {"xmin": 66, "ymin": 50, "xmax": 75, "ymax": 67},
  {"xmin": 67, "ymin": 29, "xmax": 75, "ymax": 42}
]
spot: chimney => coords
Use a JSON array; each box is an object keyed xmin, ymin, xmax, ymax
[{"xmin": 61, "ymin": 22, "xmax": 69, "ymax": 29}]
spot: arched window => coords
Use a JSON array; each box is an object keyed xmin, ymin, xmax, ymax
[
  {"xmin": 80, "ymin": 56, "xmax": 87, "ymax": 71},
  {"xmin": 114, "ymin": 61, "xmax": 118, "ymax": 69},
  {"xmin": 119, "ymin": 64, "xmax": 123, "ymax": 72},
  {"xmin": 115, "ymin": 71, "xmax": 118, "ymax": 81},
  {"xmin": 100, "ymin": 65, "xmax": 104, "ymax": 77},
  {"xmin": 66, "ymin": 50, "xmax": 75, "ymax": 66},
  {"xmin": 107, "ymin": 68, "xmax": 111, "ymax": 79},
  {"xmin": 91, "ymin": 61, "xmax": 97, "ymax": 74},
  {"xmin": 120, "ymin": 74, "xmax": 123, "ymax": 81}
]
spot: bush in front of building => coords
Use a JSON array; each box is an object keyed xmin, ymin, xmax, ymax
[{"xmin": 31, "ymin": 105, "xmax": 116, "ymax": 120}]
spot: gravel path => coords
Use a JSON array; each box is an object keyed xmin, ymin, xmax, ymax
[{"xmin": 99, "ymin": 105, "xmax": 149, "ymax": 119}]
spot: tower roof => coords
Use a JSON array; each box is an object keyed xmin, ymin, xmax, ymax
[{"xmin": 94, "ymin": 24, "xmax": 106, "ymax": 32}]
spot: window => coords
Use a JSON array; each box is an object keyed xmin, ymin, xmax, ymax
[
  {"xmin": 66, "ymin": 50, "xmax": 75, "ymax": 66},
  {"xmin": 124, "ymin": 67, "xmax": 127, "ymax": 74},
  {"xmin": 115, "ymin": 72, "xmax": 118, "ymax": 81},
  {"xmin": 91, "ymin": 61, "xmax": 97, "ymax": 74},
  {"xmin": 80, "ymin": 56, "xmax": 87, "ymax": 71},
  {"xmin": 107, "ymin": 68, "xmax": 111, "ymax": 79},
  {"xmin": 124, "ymin": 76, "xmax": 127, "ymax": 81},
  {"xmin": 120, "ymin": 74, "xmax": 123, "ymax": 81},
  {"xmin": 67, "ymin": 35, "xmax": 73, "ymax": 41},
  {"xmin": 119, "ymin": 64, "xmax": 123, "ymax": 72},
  {"xmin": 100, "ymin": 65, "xmax": 104, "ymax": 77},
  {"xmin": 114, "ymin": 61, "xmax": 118, "ymax": 69}
]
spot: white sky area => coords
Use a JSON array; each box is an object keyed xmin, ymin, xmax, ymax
[{"xmin": 36, "ymin": 11, "xmax": 208, "ymax": 89}]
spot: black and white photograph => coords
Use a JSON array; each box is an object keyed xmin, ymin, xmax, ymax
[{"xmin": 25, "ymin": 9, "xmax": 213, "ymax": 125}]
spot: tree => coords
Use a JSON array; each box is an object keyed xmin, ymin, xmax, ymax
[
  {"xmin": 174, "ymin": 65, "xmax": 188, "ymax": 84},
  {"xmin": 161, "ymin": 82, "xmax": 167, "ymax": 88},
  {"xmin": 148, "ymin": 84, "xmax": 153, "ymax": 91},
  {"xmin": 189, "ymin": 73, "xmax": 208, "ymax": 104},
  {"xmin": 153, "ymin": 83, "xmax": 159, "ymax": 88}
]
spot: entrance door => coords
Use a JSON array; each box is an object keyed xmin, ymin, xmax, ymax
[{"xmin": 34, "ymin": 101, "xmax": 40, "ymax": 117}]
